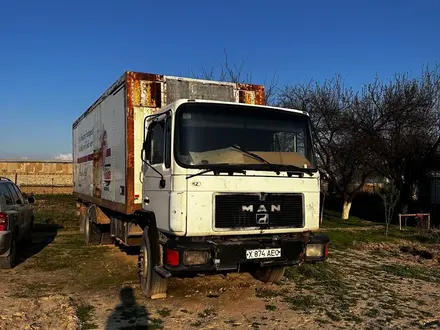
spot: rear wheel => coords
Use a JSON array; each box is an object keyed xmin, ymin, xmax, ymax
[
  {"xmin": 138, "ymin": 228, "xmax": 168, "ymax": 299},
  {"xmin": 250, "ymin": 267, "xmax": 286, "ymax": 283},
  {"xmin": 84, "ymin": 212, "xmax": 101, "ymax": 245},
  {"xmin": 79, "ymin": 210, "xmax": 86, "ymax": 233},
  {"xmin": 0, "ymin": 236, "xmax": 17, "ymax": 269}
]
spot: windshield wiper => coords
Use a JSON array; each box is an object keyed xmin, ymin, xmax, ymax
[
  {"xmin": 230, "ymin": 145, "xmax": 281, "ymax": 175},
  {"xmin": 186, "ymin": 167, "xmax": 246, "ymax": 180},
  {"xmin": 230, "ymin": 145, "xmax": 314, "ymax": 176}
]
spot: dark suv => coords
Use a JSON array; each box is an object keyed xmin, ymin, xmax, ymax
[{"xmin": 0, "ymin": 177, "xmax": 35, "ymax": 268}]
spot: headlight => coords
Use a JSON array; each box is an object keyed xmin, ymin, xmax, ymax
[
  {"xmin": 183, "ymin": 251, "xmax": 209, "ymax": 265},
  {"xmin": 305, "ymin": 244, "xmax": 324, "ymax": 257}
]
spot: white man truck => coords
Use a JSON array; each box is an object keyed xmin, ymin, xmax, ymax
[{"xmin": 73, "ymin": 71, "xmax": 329, "ymax": 299}]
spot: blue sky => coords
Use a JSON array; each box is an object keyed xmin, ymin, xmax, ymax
[{"xmin": 1, "ymin": 0, "xmax": 439, "ymax": 159}]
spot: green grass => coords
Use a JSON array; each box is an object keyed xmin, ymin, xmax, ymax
[
  {"xmin": 157, "ymin": 307, "xmax": 171, "ymax": 318},
  {"xmin": 283, "ymin": 262, "xmax": 356, "ymax": 316},
  {"xmin": 33, "ymin": 194, "xmax": 78, "ymax": 230},
  {"xmin": 255, "ymin": 287, "xmax": 282, "ymax": 299},
  {"xmin": 190, "ymin": 321, "xmax": 202, "ymax": 327},
  {"xmin": 365, "ymin": 308, "xmax": 380, "ymax": 318},
  {"xmin": 70, "ymin": 300, "xmax": 98, "ymax": 330},
  {"xmin": 323, "ymin": 226, "xmax": 440, "ymax": 250},
  {"xmin": 198, "ymin": 308, "xmax": 217, "ymax": 318},
  {"xmin": 379, "ymin": 264, "xmax": 440, "ymax": 284},
  {"xmin": 23, "ymin": 232, "xmax": 138, "ymax": 292},
  {"xmin": 265, "ymin": 304, "xmax": 277, "ymax": 311},
  {"xmin": 283, "ymin": 295, "xmax": 315, "ymax": 310},
  {"xmin": 321, "ymin": 210, "xmax": 377, "ymax": 228},
  {"xmin": 147, "ymin": 318, "xmax": 164, "ymax": 330},
  {"xmin": 13, "ymin": 282, "xmax": 66, "ymax": 298}
]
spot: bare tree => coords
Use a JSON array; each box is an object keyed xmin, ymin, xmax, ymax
[
  {"xmin": 279, "ymin": 76, "xmax": 374, "ymax": 219},
  {"xmin": 375, "ymin": 182, "xmax": 400, "ymax": 236},
  {"xmin": 359, "ymin": 66, "xmax": 440, "ymax": 211},
  {"xmin": 192, "ymin": 49, "xmax": 279, "ymax": 105}
]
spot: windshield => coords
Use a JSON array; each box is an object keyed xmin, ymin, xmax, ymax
[{"xmin": 174, "ymin": 103, "xmax": 316, "ymax": 170}]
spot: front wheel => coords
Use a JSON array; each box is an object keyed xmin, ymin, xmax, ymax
[
  {"xmin": 138, "ymin": 228, "xmax": 168, "ymax": 299},
  {"xmin": 250, "ymin": 267, "xmax": 286, "ymax": 283}
]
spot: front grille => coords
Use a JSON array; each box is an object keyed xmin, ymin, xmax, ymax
[{"xmin": 214, "ymin": 194, "xmax": 304, "ymax": 229}]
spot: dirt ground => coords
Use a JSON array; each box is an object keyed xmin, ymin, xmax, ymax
[{"xmin": 0, "ymin": 225, "xmax": 439, "ymax": 330}]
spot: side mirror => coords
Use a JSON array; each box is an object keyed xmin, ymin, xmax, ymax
[
  {"xmin": 27, "ymin": 196, "xmax": 36, "ymax": 204},
  {"xmin": 159, "ymin": 179, "xmax": 166, "ymax": 189}
]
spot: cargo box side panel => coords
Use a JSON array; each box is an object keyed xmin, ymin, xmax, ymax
[
  {"xmin": 73, "ymin": 86, "xmax": 127, "ymax": 212},
  {"xmin": 102, "ymin": 86, "xmax": 127, "ymax": 205},
  {"xmin": 73, "ymin": 113, "xmax": 95, "ymax": 198}
]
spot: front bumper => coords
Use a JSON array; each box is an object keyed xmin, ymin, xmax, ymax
[
  {"xmin": 0, "ymin": 231, "xmax": 12, "ymax": 256},
  {"xmin": 158, "ymin": 233, "xmax": 329, "ymax": 277}
]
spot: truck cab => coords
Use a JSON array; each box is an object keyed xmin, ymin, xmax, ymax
[
  {"xmin": 138, "ymin": 99, "xmax": 328, "ymax": 298},
  {"xmin": 74, "ymin": 72, "xmax": 328, "ymax": 299}
]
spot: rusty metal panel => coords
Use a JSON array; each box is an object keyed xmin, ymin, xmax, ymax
[
  {"xmin": 239, "ymin": 90, "xmax": 256, "ymax": 104},
  {"xmin": 165, "ymin": 78, "xmax": 236, "ymax": 104},
  {"xmin": 140, "ymin": 81, "xmax": 162, "ymax": 108},
  {"xmin": 125, "ymin": 72, "xmax": 164, "ymax": 214},
  {"xmin": 238, "ymin": 83, "xmax": 265, "ymax": 105}
]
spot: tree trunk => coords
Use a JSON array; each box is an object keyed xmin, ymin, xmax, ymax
[{"xmin": 342, "ymin": 199, "xmax": 352, "ymax": 220}]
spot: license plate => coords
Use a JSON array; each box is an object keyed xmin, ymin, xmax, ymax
[{"xmin": 246, "ymin": 248, "xmax": 281, "ymax": 260}]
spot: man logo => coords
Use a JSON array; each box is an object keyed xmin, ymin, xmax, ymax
[
  {"xmin": 256, "ymin": 213, "xmax": 269, "ymax": 225},
  {"xmin": 241, "ymin": 205, "xmax": 281, "ymax": 212}
]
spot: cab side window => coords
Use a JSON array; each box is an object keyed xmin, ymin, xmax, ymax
[
  {"xmin": 0, "ymin": 184, "xmax": 14, "ymax": 205},
  {"xmin": 150, "ymin": 120, "xmax": 165, "ymax": 165},
  {"xmin": 164, "ymin": 117, "xmax": 171, "ymax": 168}
]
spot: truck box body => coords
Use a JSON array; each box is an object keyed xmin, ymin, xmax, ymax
[{"xmin": 72, "ymin": 71, "xmax": 265, "ymax": 215}]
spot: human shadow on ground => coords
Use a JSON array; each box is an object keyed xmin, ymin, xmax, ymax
[{"xmin": 106, "ymin": 287, "xmax": 153, "ymax": 330}]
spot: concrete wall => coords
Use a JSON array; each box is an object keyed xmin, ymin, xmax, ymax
[{"xmin": 0, "ymin": 160, "xmax": 73, "ymax": 195}]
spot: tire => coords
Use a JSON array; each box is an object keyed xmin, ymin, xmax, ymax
[
  {"xmin": 138, "ymin": 228, "xmax": 168, "ymax": 299},
  {"xmin": 84, "ymin": 213, "xmax": 101, "ymax": 246},
  {"xmin": 79, "ymin": 212, "xmax": 86, "ymax": 233},
  {"xmin": 0, "ymin": 236, "xmax": 17, "ymax": 269},
  {"xmin": 100, "ymin": 224, "xmax": 114, "ymax": 245},
  {"xmin": 250, "ymin": 267, "xmax": 286, "ymax": 283}
]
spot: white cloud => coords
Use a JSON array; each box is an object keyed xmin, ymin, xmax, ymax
[{"xmin": 54, "ymin": 153, "xmax": 73, "ymax": 161}]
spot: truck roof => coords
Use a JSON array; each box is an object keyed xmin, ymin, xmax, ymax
[
  {"xmin": 73, "ymin": 71, "xmax": 267, "ymax": 129},
  {"xmin": 155, "ymin": 99, "xmax": 309, "ymax": 117}
]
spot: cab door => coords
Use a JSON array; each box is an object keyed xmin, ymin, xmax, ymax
[{"xmin": 143, "ymin": 115, "xmax": 172, "ymax": 232}]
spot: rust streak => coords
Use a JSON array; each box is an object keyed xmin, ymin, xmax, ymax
[
  {"xmin": 237, "ymin": 83, "xmax": 265, "ymax": 105},
  {"xmin": 74, "ymin": 192, "xmax": 141, "ymax": 215}
]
